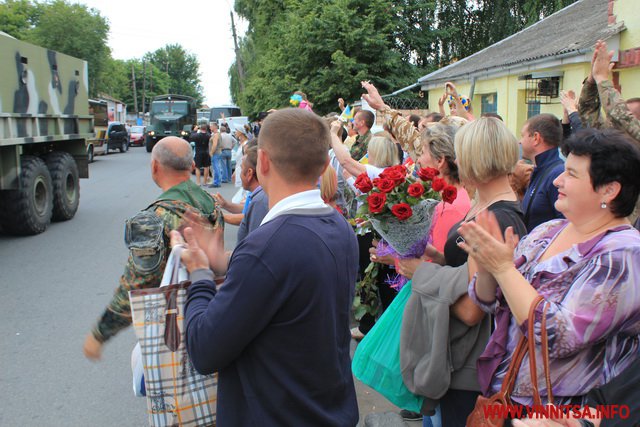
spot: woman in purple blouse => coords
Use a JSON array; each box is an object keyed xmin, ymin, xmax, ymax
[{"xmin": 457, "ymin": 129, "xmax": 640, "ymax": 416}]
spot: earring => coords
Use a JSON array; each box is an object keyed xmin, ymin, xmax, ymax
[{"xmin": 601, "ymin": 201, "xmax": 607, "ymax": 209}]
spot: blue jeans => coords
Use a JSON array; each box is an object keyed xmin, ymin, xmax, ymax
[
  {"xmin": 422, "ymin": 405, "xmax": 441, "ymax": 427},
  {"xmin": 220, "ymin": 149, "xmax": 232, "ymax": 182},
  {"xmin": 211, "ymin": 153, "xmax": 222, "ymax": 186}
]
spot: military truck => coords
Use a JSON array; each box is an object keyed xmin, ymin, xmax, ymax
[
  {"xmin": 145, "ymin": 94, "xmax": 197, "ymax": 152},
  {"xmin": 0, "ymin": 32, "xmax": 92, "ymax": 235}
]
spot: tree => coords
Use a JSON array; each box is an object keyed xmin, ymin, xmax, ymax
[
  {"xmin": 0, "ymin": 0, "xmax": 42, "ymax": 40},
  {"xmin": 25, "ymin": 0, "xmax": 110, "ymax": 97},
  {"xmin": 232, "ymin": 0, "xmax": 422, "ymax": 115},
  {"xmin": 144, "ymin": 45, "xmax": 204, "ymax": 105}
]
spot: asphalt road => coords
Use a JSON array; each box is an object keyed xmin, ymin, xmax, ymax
[{"xmin": 0, "ymin": 147, "xmax": 406, "ymax": 426}]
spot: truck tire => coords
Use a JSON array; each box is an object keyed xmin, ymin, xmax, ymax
[
  {"xmin": 0, "ymin": 155, "xmax": 53, "ymax": 235},
  {"xmin": 45, "ymin": 152, "xmax": 80, "ymax": 221},
  {"xmin": 87, "ymin": 145, "xmax": 94, "ymax": 163},
  {"xmin": 145, "ymin": 137, "xmax": 154, "ymax": 153}
]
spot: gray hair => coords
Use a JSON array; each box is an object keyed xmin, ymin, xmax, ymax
[{"xmin": 152, "ymin": 140, "xmax": 193, "ymax": 171}]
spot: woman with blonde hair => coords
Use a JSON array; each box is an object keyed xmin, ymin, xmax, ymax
[{"xmin": 362, "ymin": 78, "xmax": 527, "ymax": 427}]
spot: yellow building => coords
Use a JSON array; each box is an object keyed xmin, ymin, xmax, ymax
[{"xmin": 417, "ymin": 0, "xmax": 640, "ymax": 135}]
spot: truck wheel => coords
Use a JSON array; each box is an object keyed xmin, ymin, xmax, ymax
[
  {"xmin": 119, "ymin": 141, "xmax": 125, "ymax": 153},
  {"xmin": 145, "ymin": 136, "xmax": 155, "ymax": 153},
  {"xmin": 87, "ymin": 145, "xmax": 94, "ymax": 163},
  {"xmin": 45, "ymin": 152, "xmax": 80, "ymax": 221},
  {"xmin": 0, "ymin": 156, "xmax": 53, "ymax": 235}
]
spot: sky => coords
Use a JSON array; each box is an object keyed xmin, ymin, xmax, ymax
[{"xmin": 73, "ymin": 0, "xmax": 247, "ymax": 107}]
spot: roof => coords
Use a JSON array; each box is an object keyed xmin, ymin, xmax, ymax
[{"xmin": 419, "ymin": 0, "xmax": 624, "ymax": 86}]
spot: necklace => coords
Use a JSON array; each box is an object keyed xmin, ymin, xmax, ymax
[{"xmin": 464, "ymin": 190, "xmax": 514, "ymax": 222}]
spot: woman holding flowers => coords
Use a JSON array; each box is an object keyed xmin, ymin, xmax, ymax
[
  {"xmin": 457, "ymin": 129, "xmax": 640, "ymax": 425},
  {"xmin": 330, "ymin": 126, "xmax": 403, "ymax": 340}
]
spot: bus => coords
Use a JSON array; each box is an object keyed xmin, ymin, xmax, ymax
[{"xmin": 208, "ymin": 105, "xmax": 242, "ymax": 122}]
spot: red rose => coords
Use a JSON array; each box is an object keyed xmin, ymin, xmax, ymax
[
  {"xmin": 431, "ymin": 177, "xmax": 446, "ymax": 192},
  {"xmin": 442, "ymin": 185, "xmax": 458, "ymax": 204},
  {"xmin": 391, "ymin": 203, "xmax": 413, "ymax": 221},
  {"xmin": 374, "ymin": 177, "xmax": 396, "ymax": 193},
  {"xmin": 417, "ymin": 167, "xmax": 439, "ymax": 181},
  {"xmin": 391, "ymin": 164, "xmax": 407, "ymax": 175},
  {"xmin": 407, "ymin": 182, "xmax": 425, "ymax": 197},
  {"xmin": 381, "ymin": 167, "xmax": 406, "ymax": 185},
  {"xmin": 354, "ymin": 173, "xmax": 373, "ymax": 193},
  {"xmin": 367, "ymin": 192, "xmax": 387, "ymax": 213}
]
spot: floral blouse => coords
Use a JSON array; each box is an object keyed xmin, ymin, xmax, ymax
[{"xmin": 469, "ymin": 219, "xmax": 640, "ymax": 405}]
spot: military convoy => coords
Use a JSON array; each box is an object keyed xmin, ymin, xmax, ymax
[
  {"xmin": 145, "ymin": 94, "xmax": 197, "ymax": 152},
  {"xmin": 0, "ymin": 32, "xmax": 92, "ymax": 235}
]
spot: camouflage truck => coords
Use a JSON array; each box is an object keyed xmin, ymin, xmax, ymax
[
  {"xmin": 0, "ymin": 32, "xmax": 92, "ymax": 235},
  {"xmin": 145, "ymin": 94, "xmax": 197, "ymax": 152}
]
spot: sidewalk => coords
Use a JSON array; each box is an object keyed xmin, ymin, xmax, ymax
[{"xmin": 351, "ymin": 339, "xmax": 422, "ymax": 426}]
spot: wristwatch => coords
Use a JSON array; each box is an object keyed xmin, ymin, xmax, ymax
[{"xmin": 577, "ymin": 420, "xmax": 596, "ymax": 427}]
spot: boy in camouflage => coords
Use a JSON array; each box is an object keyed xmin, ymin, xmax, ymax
[{"xmin": 83, "ymin": 136, "xmax": 223, "ymax": 360}]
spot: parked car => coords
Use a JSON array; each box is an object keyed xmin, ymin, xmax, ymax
[
  {"xmin": 129, "ymin": 125, "xmax": 146, "ymax": 146},
  {"xmin": 104, "ymin": 122, "xmax": 129, "ymax": 153}
]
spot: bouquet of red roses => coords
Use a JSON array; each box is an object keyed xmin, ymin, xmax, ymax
[{"xmin": 354, "ymin": 165, "xmax": 457, "ymax": 256}]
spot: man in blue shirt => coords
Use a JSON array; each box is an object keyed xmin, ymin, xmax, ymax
[
  {"xmin": 173, "ymin": 108, "xmax": 360, "ymax": 426},
  {"xmin": 520, "ymin": 113, "xmax": 565, "ymax": 232}
]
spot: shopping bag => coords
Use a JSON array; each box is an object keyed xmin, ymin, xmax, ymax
[
  {"xmin": 131, "ymin": 244, "xmax": 189, "ymax": 397},
  {"xmin": 130, "ymin": 245, "xmax": 217, "ymax": 426},
  {"xmin": 352, "ymin": 281, "xmax": 424, "ymax": 413}
]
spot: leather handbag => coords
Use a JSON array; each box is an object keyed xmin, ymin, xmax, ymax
[{"xmin": 466, "ymin": 295, "xmax": 553, "ymax": 427}]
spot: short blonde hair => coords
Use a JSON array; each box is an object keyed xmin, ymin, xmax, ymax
[
  {"xmin": 320, "ymin": 165, "xmax": 338, "ymax": 204},
  {"xmin": 454, "ymin": 117, "xmax": 518, "ymax": 184},
  {"xmin": 367, "ymin": 135, "xmax": 400, "ymax": 168}
]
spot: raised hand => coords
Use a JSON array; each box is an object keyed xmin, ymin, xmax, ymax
[{"xmin": 361, "ymin": 80, "xmax": 387, "ymax": 111}]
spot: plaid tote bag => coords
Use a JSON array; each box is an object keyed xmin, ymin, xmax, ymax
[{"xmin": 130, "ymin": 246, "xmax": 217, "ymax": 426}]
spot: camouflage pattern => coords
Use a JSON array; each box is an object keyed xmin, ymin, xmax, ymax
[
  {"xmin": 0, "ymin": 33, "xmax": 93, "ymax": 190},
  {"xmin": 379, "ymin": 106, "xmax": 423, "ymax": 159},
  {"xmin": 91, "ymin": 184, "xmax": 224, "ymax": 343},
  {"xmin": 349, "ymin": 130, "xmax": 372, "ymax": 161},
  {"xmin": 579, "ymin": 78, "xmax": 640, "ymax": 143}
]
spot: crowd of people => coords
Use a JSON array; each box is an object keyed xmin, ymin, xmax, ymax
[{"xmin": 83, "ymin": 39, "xmax": 640, "ymax": 427}]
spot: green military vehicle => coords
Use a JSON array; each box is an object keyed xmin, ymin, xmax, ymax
[
  {"xmin": 0, "ymin": 32, "xmax": 92, "ymax": 235},
  {"xmin": 145, "ymin": 94, "xmax": 197, "ymax": 152}
]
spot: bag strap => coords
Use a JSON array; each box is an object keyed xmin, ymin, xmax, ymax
[
  {"xmin": 498, "ymin": 295, "xmax": 545, "ymax": 401},
  {"xmin": 160, "ymin": 245, "xmax": 185, "ymax": 287},
  {"xmin": 528, "ymin": 299, "xmax": 553, "ymax": 405}
]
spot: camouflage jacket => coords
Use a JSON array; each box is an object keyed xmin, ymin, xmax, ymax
[
  {"xmin": 349, "ymin": 130, "xmax": 372, "ymax": 161},
  {"xmin": 378, "ymin": 106, "xmax": 422, "ymax": 159},
  {"xmin": 579, "ymin": 78, "xmax": 640, "ymax": 143},
  {"xmin": 91, "ymin": 180, "xmax": 224, "ymax": 343}
]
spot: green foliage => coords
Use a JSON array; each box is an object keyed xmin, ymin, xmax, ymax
[
  {"xmin": 231, "ymin": 0, "xmax": 578, "ymax": 113},
  {"xmin": 232, "ymin": 0, "xmax": 421, "ymax": 115},
  {"xmin": 0, "ymin": 0, "xmax": 42, "ymax": 40},
  {"xmin": 144, "ymin": 45, "xmax": 204, "ymax": 106}
]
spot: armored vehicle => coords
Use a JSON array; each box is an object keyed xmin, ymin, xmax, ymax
[
  {"xmin": 145, "ymin": 94, "xmax": 197, "ymax": 152},
  {"xmin": 0, "ymin": 32, "xmax": 92, "ymax": 235}
]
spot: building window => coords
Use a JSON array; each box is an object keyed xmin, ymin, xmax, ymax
[
  {"xmin": 481, "ymin": 93, "xmax": 498, "ymax": 114},
  {"xmin": 527, "ymin": 101, "xmax": 541, "ymax": 118}
]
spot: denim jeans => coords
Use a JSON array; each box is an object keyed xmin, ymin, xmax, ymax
[
  {"xmin": 220, "ymin": 149, "xmax": 232, "ymax": 182},
  {"xmin": 211, "ymin": 153, "xmax": 222, "ymax": 186},
  {"xmin": 422, "ymin": 405, "xmax": 441, "ymax": 427}
]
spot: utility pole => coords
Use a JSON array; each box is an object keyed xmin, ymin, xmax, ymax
[
  {"xmin": 131, "ymin": 63, "xmax": 139, "ymax": 118},
  {"xmin": 230, "ymin": 11, "xmax": 245, "ymax": 93},
  {"xmin": 142, "ymin": 60, "xmax": 146, "ymax": 114}
]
